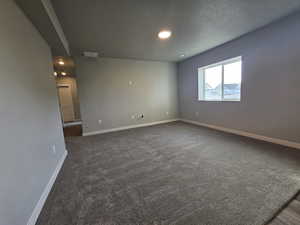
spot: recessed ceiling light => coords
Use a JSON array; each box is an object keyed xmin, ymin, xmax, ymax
[
  {"xmin": 158, "ymin": 30, "xmax": 172, "ymax": 40},
  {"xmin": 180, "ymin": 54, "xmax": 185, "ymax": 57},
  {"xmin": 61, "ymin": 72, "xmax": 67, "ymax": 76},
  {"xmin": 58, "ymin": 60, "xmax": 65, "ymax": 65}
]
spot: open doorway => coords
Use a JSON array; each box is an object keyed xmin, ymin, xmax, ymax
[
  {"xmin": 58, "ymin": 84, "xmax": 75, "ymax": 122},
  {"xmin": 53, "ymin": 56, "xmax": 82, "ymax": 137}
]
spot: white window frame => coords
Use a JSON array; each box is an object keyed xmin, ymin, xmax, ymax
[{"xmin": 198, "ymin": 56, "xmax": 242, "ymax": 102}]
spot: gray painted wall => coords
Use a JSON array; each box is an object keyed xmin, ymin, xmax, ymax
[
  {"xmin": 178, "ymin": 12, "xmax": 300, "ymax": 143},
  {"xmin": 75, "ymin": 57, "xmax": 178, "ymax": 134},
  {"xmin": 0, "ymin": 1, "xmax": 66, "ymax": 224}
]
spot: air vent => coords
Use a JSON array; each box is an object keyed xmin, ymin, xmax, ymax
[{"xmin": 82, "ymin": 51, "xmax": 99, "ymax": 58}]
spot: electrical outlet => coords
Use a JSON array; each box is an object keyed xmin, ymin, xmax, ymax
[
  {"xmin": 52, "ymin": 145, "xmax": 56, "ymax": 154},
  {"xmin": 195, "ymin": 112, "xmax": 199, "ymax": 117},
  {"xmin": 98, "ymin": 120, "xmax": 102, "ymax": 125},
  {"xmin": 131, "ymin": 115, "xmax": 136, "ymax": 119},
  {"xmin": 137, "ymin": 114, "xmax": 144, "ymax": 119},
  {"xmin": 166, "ymin": 111, "xmax": 169, "ymax": 115},
  {"xmin": 129, "ymin": 81, "xmax": 133, "ymax": 85}
]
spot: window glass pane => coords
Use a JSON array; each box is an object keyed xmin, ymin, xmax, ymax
[
  {"xmin": 204, "ymin": 65, "xmax": 222, "ymax": 100},
  {"xmin": 224, "ymin": 61, "xmax": 241, "ymax": 100}
]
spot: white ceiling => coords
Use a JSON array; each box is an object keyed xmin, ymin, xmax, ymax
[{"xmin": 51, "ymin": 0, "xmax": 300, "ymax": 62}]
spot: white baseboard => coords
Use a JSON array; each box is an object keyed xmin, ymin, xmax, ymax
[
  {"xmin": 83, "ymin": 119, "xmax": 180, "ymax": 136},
  {"xmin": 27, "ymin": 150, "xmax": 68, "ymax": 225},
  {"xmin": 180, "ymin": 119, "xmax": 300, "ymax": 150},
  {"xmin": 63, "ymin": 121, "xmax": 82, "ymax": 127}
]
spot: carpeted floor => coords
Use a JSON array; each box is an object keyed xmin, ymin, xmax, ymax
[{"xmin": 37, "ymin": 122, "xmax": 300, "ymax": 225}]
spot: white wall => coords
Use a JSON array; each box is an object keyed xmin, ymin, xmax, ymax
[
  {"xmin": 75, "ymin": 57, "xmax": 178, "ymax": 134},
  {"xmin": 0, "ymin": 1, "xmax": 66, "ymax": 224}
]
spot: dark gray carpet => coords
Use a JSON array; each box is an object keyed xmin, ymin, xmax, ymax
[{"xmin": 37, "ymin": 122, "xmax": 300, "ymax": 225}]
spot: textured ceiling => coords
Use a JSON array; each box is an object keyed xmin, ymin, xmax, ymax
[{"xmin": 51, "ymin": 0, "xmax": 300, "ymax": 62}]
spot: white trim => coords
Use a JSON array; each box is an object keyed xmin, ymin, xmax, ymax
[
  {"xmin": 198, "ymin": 56, "xmax": 242, "ymax": 70},
  {"xmin": 27, "ymin": 150, "xmax": 68, "ymax": 225},
  {"xmin": 180, "ymin": 119, "xmax": 300, "ymax": 150},
  {"xmin": 57, "ymin": 84, "xmax": 71, "ymax": 88},
  {"xmin": 63, "ymin": 121, "xmax": 82, "ymax": 127},
  {"xmin": 83, "ymin": 119, "xmax": 180, "ymax": 136}
]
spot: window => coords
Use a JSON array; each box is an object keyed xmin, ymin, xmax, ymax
[{"xmin": 198, "ymin": 56, "xmax": 242, "ymax": 101}]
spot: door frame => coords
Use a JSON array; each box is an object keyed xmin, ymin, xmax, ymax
[{"xmin": 57, "ymin": 83, "xmax": 75, "ymax": 123}]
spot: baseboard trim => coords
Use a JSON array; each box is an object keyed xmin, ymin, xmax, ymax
[
  {"xmin": 27, "ymin": 150, "xmax": 68, "ymax": 225},
  {"xmin": 180, "ymin": 119, "xmax": 300, "ymax": 150},
  {"xmin": 83, "ymin": 119, "xmax": 180, "ymax": 136},
  {"xmin": 63, "ymin": 121, "xmax": 82, "ymax": 127}
]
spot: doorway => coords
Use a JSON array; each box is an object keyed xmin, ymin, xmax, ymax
[
  {"xmin": 53, "ymin": 56, "xmax": 82, "ymax": 137},
  {"xmin": 57, "ymin": 84, "xmax": 75, "ymax": 122}
]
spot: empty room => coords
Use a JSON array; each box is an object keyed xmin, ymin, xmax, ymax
[{"xmin": 2, "ymin": 0, "xmax": 300, "ymax": 224}]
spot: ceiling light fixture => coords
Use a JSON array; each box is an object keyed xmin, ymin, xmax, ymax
[
  {"xmin": 158, "ymin": 30, "xmax": 172, "ymax": 40},
  {"xmin": 180, "ymin": 54, "xmax": 185, "ymax": 58},
  {"xmin": 54, "ymin": 72, "xmax": 58, "ymax": 76},
  {"xmin": 61, "ymin": 72, "xmax": 67, "ymax": 76},
  {"xmin": 58, "ymin": 60, "xmax": 65, "ymax": 65}
]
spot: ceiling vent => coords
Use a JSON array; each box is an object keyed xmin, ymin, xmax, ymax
[{"xmin": 82, "ymin": 51, "xmax": 99, "ymax": 58}]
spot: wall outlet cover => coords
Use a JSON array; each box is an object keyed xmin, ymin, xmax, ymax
[{"xmin": 137, "ymin": 114, "xmax": 144, "ymax": 119}]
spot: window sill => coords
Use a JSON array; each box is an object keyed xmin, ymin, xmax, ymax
[{"xmin": 198, "ymin": 100, "xmax": 241, "ymax": 102}]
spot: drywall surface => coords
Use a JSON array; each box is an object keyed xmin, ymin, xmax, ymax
[
  {"xmin": 178, "ymin": 12, "xmax": 300, "ymax": 143},
  {"xmin": 41, "ymin": 0, "xmax": 70, "ymax": 54},
  {"xmin": 0, "ymin": 1, "xmax": 66, "ymax": 224},
  {"xmin": 75, "ymin": 57, "xmax": 178, "ymax": 133}
]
